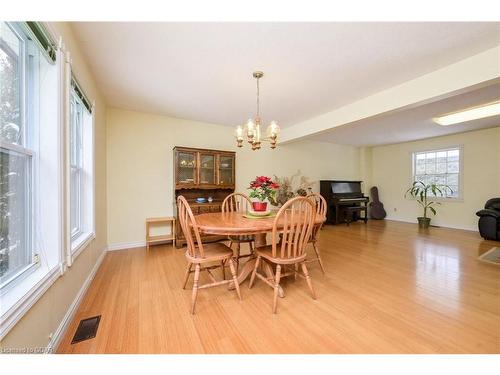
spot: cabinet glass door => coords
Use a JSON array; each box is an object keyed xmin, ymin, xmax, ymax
[
  {"xmin": 199, "ymin": 153, "xmax": 215, "ymax": 185},
  {"xmin": 177, "ymin": 151, "xmax": 197, "ymax": 184},
  {"xmin": 218, "ymin": 155, "xmax": 234, "ymax": 186}
]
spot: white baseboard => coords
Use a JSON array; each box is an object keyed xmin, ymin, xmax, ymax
[
  {"xmin": 385, "ymin": 216, "xmax": 477, "ymax": 232},
  {"xmin": 107, "ymin": 241, "xmax": 145, "ymax": 251},
  {"xmin": 47, "ymin": 248, "xmax": 106, "ymax": 353}
]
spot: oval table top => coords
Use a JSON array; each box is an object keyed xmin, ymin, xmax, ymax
[{"xmin": 195, "ymin": 211, "xmax": 325, "ymax": 236}]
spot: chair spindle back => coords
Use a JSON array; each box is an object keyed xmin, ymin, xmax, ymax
[
  {"xmin": 307, "ymin": 192, "xmax": 327, "ymax": 238},
  {"xmin": 222, "ymin": 193, "xmax": 252, "ymax": 213},
  {"xmin": 177, "ymin": 196, "xmax": 205, "ymax": 258},
  {"xmin": 308, "ymin": 192, "xmax": 327, "ymax": 219},
  {"xmin": 272, "ymin": 196, "xmax": 315, "ymax": 259}
]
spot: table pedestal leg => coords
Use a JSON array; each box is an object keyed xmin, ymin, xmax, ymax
[{"xmin": 234, "ymin": 257, "xmax": 257, "ymax": 286}]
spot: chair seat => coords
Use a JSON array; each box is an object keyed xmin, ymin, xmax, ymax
[
  {"xmin": 228, "ymin": 234, "xmax": 255, "ymax": 242},
  {"xmin": 255, "ymin": 245, "xmax": 307, "ymax": 265},
  {"xmin": 185, "ymin": 242, "xmax": 234, "ymax": 263}
]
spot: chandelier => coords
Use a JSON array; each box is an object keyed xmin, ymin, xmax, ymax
[{"xmin": 235, "ymin": 71, "xmax": 280, "ymax": 150}]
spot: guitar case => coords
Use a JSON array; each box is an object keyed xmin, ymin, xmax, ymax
[{"xmin": 369, "ymin": 186, "xmax": 387, "ymax": 220}]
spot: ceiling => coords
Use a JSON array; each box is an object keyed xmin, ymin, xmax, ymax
[
  {"xmin": 71, "ymin": 22, "xmax": 500, "ymax": 132},
  {"xmin": 307, "ymin": 82, "xmax": 500, "ymax": 146}
]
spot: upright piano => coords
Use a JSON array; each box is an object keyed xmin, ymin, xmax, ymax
[{"xmin": 320, "ymin": 180, "xmax": 369, "ymax": 225}]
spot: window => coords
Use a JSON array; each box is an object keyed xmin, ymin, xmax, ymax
[
  {"xmin": 69, "ymin": 77, "xmax": 94, "ymax": 253},
  {"xmin": 1, "ymin": 21, "xmax": 61, "ymax": 339},
  {"xmin": 70, "ymin": 89, "xmax": 84, "ymax": 239},
  {"xmin": 412, "ymin": 147, "xmax": 461, "ymax": 199},
  {"xmin": 0, "ymin": 22, "xmax": 39, "ymax": 287}
]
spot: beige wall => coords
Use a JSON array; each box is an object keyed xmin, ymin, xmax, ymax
[
  {"xmin": 370, "ymin": 126, "xmax": 500, "ymax": 231},
  {"xmin": 106, "ymin": 108, "xmax": 360, "ymax": 247},
  {"xmin": 359, "ymin": 147, "xmax": 373, "ymax": 195},
  {"xmin": 1, "ymin": 23, "xmax": 107, "ymax": 349}
]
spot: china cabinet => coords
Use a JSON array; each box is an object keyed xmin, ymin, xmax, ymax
[{"xmin": 173, "ymin": 146, "xmax": 236, "ymax": 247}]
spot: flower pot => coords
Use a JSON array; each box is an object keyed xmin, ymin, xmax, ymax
[
  {"xmin": 417, "ymin": 217, "xmax": 431, "ymax": 229},
  {"xmin": 252, "ymin": 202, "xmax": 268, "ymax": 212}
]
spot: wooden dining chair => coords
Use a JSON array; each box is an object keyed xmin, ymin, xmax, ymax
[
  {"xmin": 177, "ymin": 195, "xmax": 241, "ymax": 314},
  {"xmin": 306, "ymin": 192, "xmax": 327, "ymax": 273},
  {"xmin": 249, "ymin": 196, "xmax": 316, "ymax": 313},
  {"xmin": 222, "ymin": 193, "xmax": 255, "ymax": 273}
]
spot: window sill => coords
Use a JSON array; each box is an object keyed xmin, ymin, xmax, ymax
[
  {"xmin": 0, "ymin": 262, "xmax": 38, "ymax": 292},
  {"xmin": 434, "ymin": 197, "xmax": 463, "ymax": 203},
  {"xmin": 406, "ymin": 196, "xmax": 463, "ymax": 203},
  {"xmin": 71, "ymin": 231, "xmax": 95, "ymax": 261},
  {"xmin": 0, "ymin": 264, "xmax": 61, "ymax": 340}
]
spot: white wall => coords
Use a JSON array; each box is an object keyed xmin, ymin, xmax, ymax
[
  {"xmin": 370, "ymin": 126, "xmax": 500, "ymax": 231},
  {"xmin": 106, "ymin": 108, "xmax": 360, "ymax": 247},
  {"xmin": 1, "ymin": 22, "xmax": 107, "ymax": 349}
]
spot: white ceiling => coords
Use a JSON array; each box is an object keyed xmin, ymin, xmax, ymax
[
  {"xmin": 308, "ymin": 82, "xmax": 500, "ymax": 146},
  {"xmin": 71, "ymin": 22, "xmax": 500, "ymax": 131}
]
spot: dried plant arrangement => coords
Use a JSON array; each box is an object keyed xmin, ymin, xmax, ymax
[
  {"xmin": 269, "ymin": 170, "xmax": 316, "ymax": 206},
  {"xmin": 296, "ymin": 175, "xmax": 315, "ymax": 196}
]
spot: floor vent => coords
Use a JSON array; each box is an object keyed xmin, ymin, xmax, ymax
[
  {"xmin": 71, "ymin": 315, "xmax": 101, "ymax": 344},
  {"xmin": 478, "ymin": 247, "xmax": 500, "ymax": 265}
]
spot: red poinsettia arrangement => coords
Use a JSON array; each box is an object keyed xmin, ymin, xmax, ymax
[{"xmin": 248, "ymin": 176, "xmax": 280, "ymax": 202}]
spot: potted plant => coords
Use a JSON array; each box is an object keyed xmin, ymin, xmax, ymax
[
  {"xmin": 248, "ymin": 176, "xmax": 280, "ymax": 211},
  {"xmin": 404, "ymin": 181, "xmax": 452, "ymax": 229}
]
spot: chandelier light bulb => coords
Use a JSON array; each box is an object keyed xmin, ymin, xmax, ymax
[
  {"xmin": 246, "ymin": 119, "xmax": 255, "ymax": 134},
  {"xmin": 235, "ymin": 125, "xmax": 244, "ymax": 139},
  {"xmin": 267, "ymin": 121, "xmax": 280, "ymax": 137},
  {"xmin": 255, "ymin": 122, "xmax": 261, "ymax": 140}
]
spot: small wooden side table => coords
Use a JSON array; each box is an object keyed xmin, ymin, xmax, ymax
[{"xmin": 146, "ymin": 216, "xmax": 176, "ymax": 251}]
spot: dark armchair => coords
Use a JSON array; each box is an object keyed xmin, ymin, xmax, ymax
[{"xmin": 476, "ymin": 198, "xmax": 500, "ymax": 241}]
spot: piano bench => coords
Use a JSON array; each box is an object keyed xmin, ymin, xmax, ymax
[{"xmin": 343, "ymin": 206, "xmax": 368, "ymax": 226}]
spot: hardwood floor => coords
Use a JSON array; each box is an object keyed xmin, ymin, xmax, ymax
[{"xmin": 57, "ymin": 220, "xmax": 500, "ymax": 354}]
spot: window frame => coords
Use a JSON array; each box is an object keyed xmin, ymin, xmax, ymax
[
  {"xmin": 410, "ymin": 145, "xmax": 464, "ymax": 202},
  {"xmin": 0, "ymin": 21, "xmax": 64, "ymax": 341},
  {"xmin": 68, "ymin": 77, "xmax": 95, "ymax": 258},
  {"xmin": 0, "ymin": 22, "xmax": 39, "ymax": 290},
  {"xmin": 69, "ymin": 90, "xmax": 84, "ymax": 241}
]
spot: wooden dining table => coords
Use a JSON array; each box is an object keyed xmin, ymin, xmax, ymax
[{"xmin": 195, "ymin": 211, "xmax": 325, "ymax": 297}]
